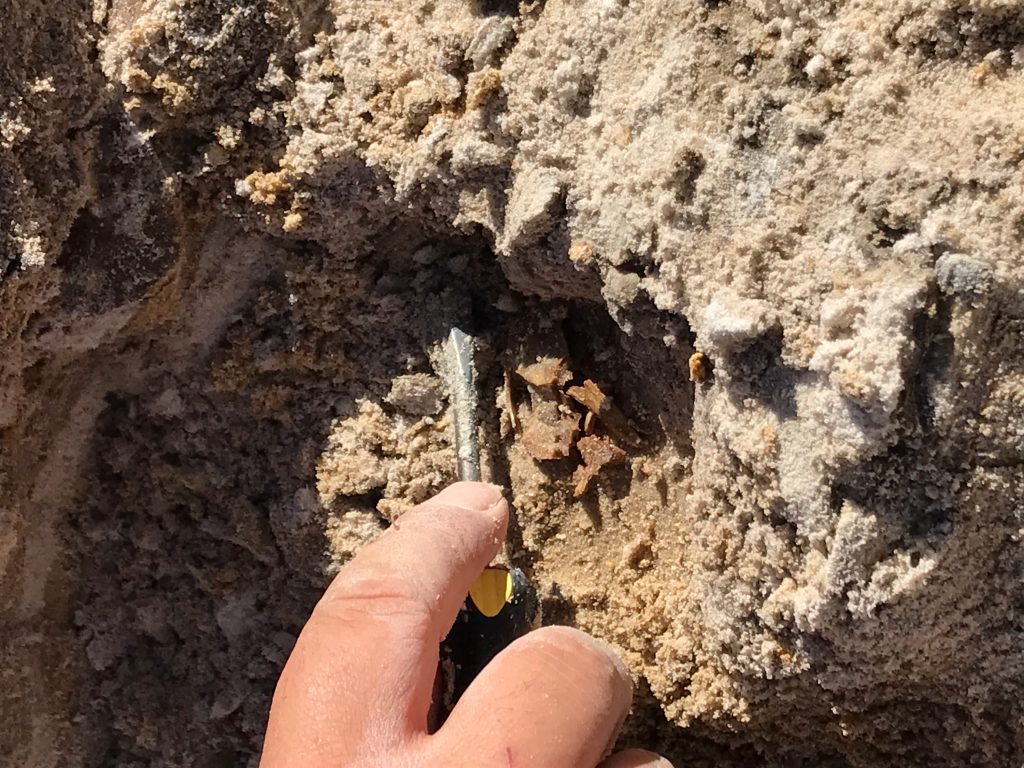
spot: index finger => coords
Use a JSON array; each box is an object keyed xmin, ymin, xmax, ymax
[{"xmin": 261, "ymin": 482, "xmax": 508, "ymax": 766}]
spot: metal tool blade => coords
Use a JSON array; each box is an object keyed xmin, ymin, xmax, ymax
[{"xmin": 446, "ymin": 327, "xmax": 481, "ymax": 482}]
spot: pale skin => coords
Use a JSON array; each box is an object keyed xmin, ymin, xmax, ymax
[{"xmin": 260, "ymin": 481, "xmax": 673, "ymax": 768}]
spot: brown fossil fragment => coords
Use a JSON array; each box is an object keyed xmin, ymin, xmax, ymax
[
  {"xmin": 565, "ymin": 379, "xmax": 641, "ymax": 447},
  {"xmin": 520, "ymin": 398, "xmax": 579, "ymax": 461},
  {"xmin": 572, "ymin": 434, "xmax": 626, "ymax": 496},
  {"xmin": 688, "ymin": 351, "xmax": 710, "ymax": 383},
  {"xmin": 516, "ymin": 356, "xmax": 573, "ymax": 389},
  {"xmin": 503, "ymin": 368, "xmax": 520, "ymax": 433}
]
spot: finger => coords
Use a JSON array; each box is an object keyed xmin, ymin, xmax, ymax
[
  {"xmin": 324, "ymin": 481, "xmax": 508, "ymax": 644},
  {"xmin": 261, "ymin": 482, "xmax": 508, "ymax": 767},
  {"xmin": 600, "ymin": 749, "xmax": 675, "ymax": 768},
  {"xmin": 432, "ymin": 626, "xmax": 634, "ymax": 768}
]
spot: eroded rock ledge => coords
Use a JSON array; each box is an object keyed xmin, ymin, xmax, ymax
[{"xmin": 2, "ymin": 1, "xmax": 1023, "ymax": 765}]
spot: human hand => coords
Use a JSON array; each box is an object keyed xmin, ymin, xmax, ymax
[{"xmin": 260, "ymin": 481, "xmax": 671, "ymax": 767}]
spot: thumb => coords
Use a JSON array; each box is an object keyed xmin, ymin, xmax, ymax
[{"xmin": 601, "ymin": 749, "xmax": 675, "ymax": 767}]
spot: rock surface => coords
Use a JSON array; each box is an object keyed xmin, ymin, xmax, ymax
[{"xmin": 2, "ymin": 0, "xmax": 1023, "ymax": 765}]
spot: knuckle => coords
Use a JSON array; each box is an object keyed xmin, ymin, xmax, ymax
[{"xmin": 316, "ymin": 573, "xmax": 433, "ymax": 629}]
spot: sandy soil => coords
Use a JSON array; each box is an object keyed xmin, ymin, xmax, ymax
[{"xmin": 2, "ymin": 1, "xmax": 1023, "ymax": 765}]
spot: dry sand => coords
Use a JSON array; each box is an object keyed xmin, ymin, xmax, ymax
[{"xmin": 2, "ymin": 0, "xmax": 1023, "ymax": 765}]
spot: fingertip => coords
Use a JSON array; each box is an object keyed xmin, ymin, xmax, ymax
[
  {"xmin": 524, "ymin": 626, "xmax": 635, "ymax": 756},
  {"xmin": 536, "ymin": 626, "xmax": 634, "ymax": 697},
  {"xmin": 436, "ymin": 625, "xmax": 636, "ymax": 768},
  {"xmin": 428, "ymin": 481, "xmax": 505, "ymax": 514},
  {"xmin": 416, "ymin": 482, "xmax": 509, "ymax": 541}
]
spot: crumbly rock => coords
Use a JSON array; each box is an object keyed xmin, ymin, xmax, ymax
[{"xmin": 3, "ymin": 0, "xmax": 1024, "ymax": 766}]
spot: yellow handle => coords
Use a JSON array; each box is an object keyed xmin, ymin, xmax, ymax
[{"xmin": 469, "ymin": 568, "xmax": 513, "ymax": 618}]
